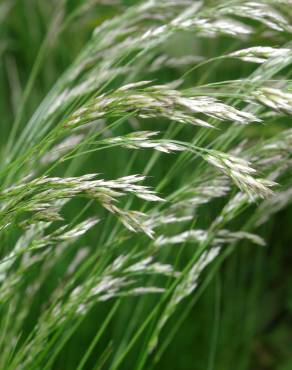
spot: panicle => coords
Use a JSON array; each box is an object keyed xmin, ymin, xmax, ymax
[
  {"xmin": 148, "ymin": 247, "xmax": 220, "ymax": 353},
  {"xmin": 155, "ymin": 228, "xmax": 265, "ymax": 247},
  {"xmin": 66, "ymin": 85, "xmax": 259, "ymax": 130},
  {"xmin": 106, "ymin": 132, "xmax": 185, "ymax": 153},
  {"xmin": 253, "ymin": 87, "xmax": 292, "ymax": 115},
  {"xmin": 0, "ymin": 174, "xmax": 164, "ymax": 237},
  {"xmin": 217, "ymin": 1, "xmax": 292, "ymax": 33},
  {"xmin": 204, "ymin": 150, "xmax": 275, "ymax": 199},
  {"xmin": 230, "ymin": 46, "xmax": 291, "ymax": 63}
]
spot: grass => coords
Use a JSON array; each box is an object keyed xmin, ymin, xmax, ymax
[{"xmin": 0, "ymin": 0, "xmax": 292, "ymax": 369}]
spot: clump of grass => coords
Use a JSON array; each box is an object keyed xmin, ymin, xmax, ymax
[{"xmin": 0, "ymin": 1, "xmax": 292, "ymax": 369}]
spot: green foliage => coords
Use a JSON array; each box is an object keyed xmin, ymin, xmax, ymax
[{"xmin": 0, "ymin": 1, "xmax": 291, "ymax": 369}]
